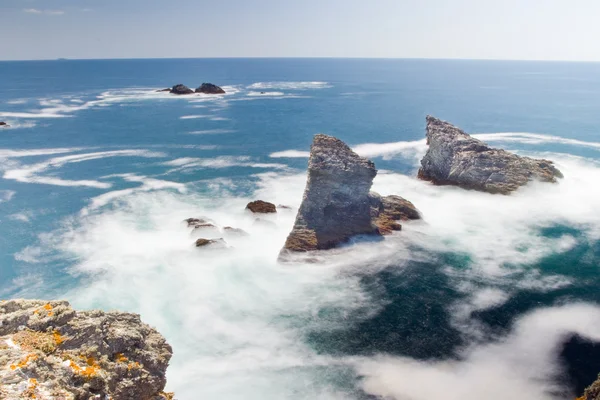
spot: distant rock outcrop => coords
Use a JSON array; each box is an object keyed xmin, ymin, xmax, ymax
[
  {"xmin": 195, "ymin": 83, "xmax": 225, "ymax": 94},
  {"xmin": 580, "ymin": 375, "xmax": 600, "ymax": 400},
  {"xmin": 0, "ymin": 299, "xmax": 172, "ymax": 400},
  {"xmin": 418, "ymin": 116, "xmax": 563, "ymax": 194},
  {"xmin": 156, "ymin": 88, "xmax": 171, "ymax": 93},
  {"xmin": 0, "ymin": 122, "xmax": 9, "ymax": 128},
  {"xmin": 170, "ymin": 84, "xmax": 194, "ymax": 95},
  {"xmin": 195, "ymin": 238, "xmax": 227, "ymax": 248},
  {"xmin": 246, "ymin": 200, "xmax": 277, "ymax": 214},
  {"xmin": 280, "ymin": 134, "xmax": 420, "ymax": 255}
]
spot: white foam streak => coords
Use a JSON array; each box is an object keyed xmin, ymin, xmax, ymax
[
  {"xmin": 247, "ymin": 82, "xmax": 331, "ymax": 90},
  {"xmin": 475, "ymin": 132, "xmax": 600, "ymax": 150}
]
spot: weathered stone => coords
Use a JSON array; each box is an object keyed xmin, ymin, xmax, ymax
[
  {"xmin": 579, "ymin": 374, "xmax": 600, "ymax": 400},
  {"xmin": 184, "ymin": 217, "xmax": 210, "ymax": 228},
  {"xmin": 191, "ymin": 223, "xmax": 220, "ymax": 237},
  {"xmin": 281, "ymin": 134, "xmax": 420, "ymax": 256},
  {"xmin": 195, "ymin": 83, "xmax": 225, "ymax": 94},
  {"xmin": 0, "ymin": 299, "xmax": 172, "ymax": 400},
  {"xmin": 418, "ymin": 116, "xmax": 563, "ymax": 194},
  {"xmin": 223, "ymin": 227, "xmax": 249, "ymax": 236},
  {"xmin": 170, "ymin": 84, "xmax": 194, "ymax": 95},
  {"xmin": 246, "ymin": 200, "xmax": 277, "ymax": 214},
  {"xmin": 195, "ymin": 238, "xmax": 227, "ymax": 248}
]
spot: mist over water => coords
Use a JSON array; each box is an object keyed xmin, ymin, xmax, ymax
[{"xmin": 1, "ymin": 59, "xmax": 600, "ymax": 399}]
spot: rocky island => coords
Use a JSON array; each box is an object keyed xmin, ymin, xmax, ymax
[
  {"xmin": 280, "ymin": 134, "xmax": 420, "ymax": 257},
  {"xmin": 418, "ymin": 116, "xmax": 563, "ymax": 194},
  {"xmin": 166, "ymin": 83, "xmax": 225, "ymax": 95},
  {"xmin": 195, "ymin": 83, "xmax": 225, "ymax": 94},
  {"xmin": 0, "ymin": 299, "xmax": 172, "ymax": 400}
]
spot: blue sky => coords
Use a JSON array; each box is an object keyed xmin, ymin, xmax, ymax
[{"xmin": 1, "ymin": 0, "xmax": 599, "ymax": 61}]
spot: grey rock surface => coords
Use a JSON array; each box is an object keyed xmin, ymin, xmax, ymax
[
  {"xmin": 0, "ymin": 299, "xmax": 173, "ymax": 400},
  {"xmin": 281, "ymin": 134, "xmax": 420, "ymax": 256},
  {"xmin": 418, "ymin": 116, "xmax": 563, "ymax": 194},
  {"xmin": 170, "ymin": 84, "xmax": 193, "ymax": 95},
  {"xmin": 581, "ymin": 374, "xmax": 600, "ymax": 400},
  {"xmin": 195, "ymin": 83, "xmax": 225, "ymax": 94}
]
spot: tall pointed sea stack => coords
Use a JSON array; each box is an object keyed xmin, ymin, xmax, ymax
[
  {"xmin": 280, "ymin": 134, "xmax": 420, "ymax": 257},
  {"xmin": 418, "ymin": 116, "xmax": 563, "ymax": 194}
]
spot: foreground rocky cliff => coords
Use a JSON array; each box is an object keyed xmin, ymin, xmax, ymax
[
  {"xmin": 0, "ymin": 299, "xmax": 172, "ymax": 400},
  {"xmin": 579, "ymin": 375, "xmax": 600, "ymax": 400},
  {"xmin": 280, "ymin": 134, "xmax": 420, "ymax": 256},
  {"xmin": 418, "ymin": 116, "xmax": 563, "ymax": 194}
]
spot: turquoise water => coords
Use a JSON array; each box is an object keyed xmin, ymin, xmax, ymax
[{"xmin": 1, "ymin": 58, "xmax": 600, "ymax": 399}]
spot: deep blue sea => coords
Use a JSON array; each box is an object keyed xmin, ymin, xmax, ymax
[{"xmin": 1, "ymin": 58, "xmax": 600, "ymax": 399}]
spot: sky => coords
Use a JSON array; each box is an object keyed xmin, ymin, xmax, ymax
[{"xmin": 1, "ymin": 0, "xmax": 600, "ymax": 61}]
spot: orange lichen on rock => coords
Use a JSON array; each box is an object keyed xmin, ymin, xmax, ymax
[
  {"xmin": 127, "ymin": 361, "xmax": 142, "ymax": 371},
  {"xmin": 22, "ymin": 378, "xmax": 39, "ymax": 399},
  {"xmin": 69, "ymin": 356, "xmax": 101, "ymax": 378},
  {"xmin": 33, "ymin": 303, "xmax": 54, "ymax": 317},
  {"xmin": 13, "ymin": 329, "xmax": 64, "ymax": 353},
  {"xmin": 10, "ymin": 353, "xmax": 38, "ymax": 370},
  {"xmin": 114, "ymin": 353, "xmax": 129, "ymax": 363}
]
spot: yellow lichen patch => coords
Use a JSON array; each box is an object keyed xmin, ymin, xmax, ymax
[
  {"xmin": 13, "ymin": 329, "xmax": 59, "ymax": 353},
  {"xmin": 127, "ymin": 361, "xmax": 142, "ymax": 371},
  {"xmin": 114, "ymin": 353, "xmax": 129, "ymax": 363},
  {"xmin": 9, "ymin": 353, "xmax": 38, "ymax": 370},
  {"xmin": 53, "ymin": 330, "xmax": 64, "ymax": 346},
  {"xmin": 160, "ymin": 392, "xmax": 175, "ymax": 400},
  {"xmin": 22, "ymin": 378, "xmax": 39, "ymax": 399},
  {"xmin": 69, "ymin": 358, "xmax": 101, "ymax": 379},
  {"xmin": 33, "ymin": 303, "xmax": 54, "ymax": 317}
]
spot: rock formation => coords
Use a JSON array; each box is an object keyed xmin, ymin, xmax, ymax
[
  {"xmin": 0, "ymin": 122, "xmax": 9, "ymax": 128},
  {"xmin": 246, "ymin": 200, "xmax": 277, "ymax": 214},
  {"xmin": 156, "ymin": 88, "xmax": 171, "ymax": 92},
  {"xmin": 579, "ymin": 375, "xmax": 600, "ymax": 400},
  {"xmin": 280, "ymin": 134, "xmax": 420, "ymax": 255},
  {"xmin": 0, "ymin": 299, "xmax": 172, "ymax": 400},
  {"xmin": 170, "ymin": 84, "xmax": 194, "ymax": 95},
  {"xmin": 195, "ymin": 238, "xmax": 227, "ymax": 248},
  {"xmin": 195, "ymin": 83, "xmax": 225, "ymax": 94},
  {"xmin": 418, "ymin": 116, "xmax": 563, "ymax": 194}
]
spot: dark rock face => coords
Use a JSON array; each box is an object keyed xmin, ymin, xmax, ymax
[
  {"xmin": 246, "ymin": 200, "xmax": 277, "ymax": 214},
  {"xmin": 170, "ymin": 84, "xmax": 194, "ymax": 95},
  {"xmin": 195, "ymin": 238, "xmax": 226, "ymax": 248},
  {"xmin": 195, "ymin": 83, "xmax": 225, "ymax": 94},
  {"xmin": 0, "ymin": 299, "xmax": 172, "ymax": 400},
  {"xmin": 581, "ymin": 375, "xmax": 600, "ymax": 400},
  {"xmin": 281, "ymin": 134, "xmax": 421, "ymax": 255},
  {"xmin": 418, "ymin": 116, "xmax": 563, "ymax": 194},
  {"xmin": 156, "ymin": 88, "xmax": 171, "ymax": 92}
]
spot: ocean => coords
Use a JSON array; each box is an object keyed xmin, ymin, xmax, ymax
[{"xmin": 1, "ymin": 58, "xmax": 599, "ymax": 399}]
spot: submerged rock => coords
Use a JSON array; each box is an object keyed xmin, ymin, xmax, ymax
[
  {"xmin": 195, "ymin": 83, "xmax": 225, "ymax": 94},
  {"xmin": 195, "ymin": 238, "xmax": 227, "ymax": 248},
  {"xmin": 170, "ymin": 84, "xmax": 194, "ymax": 95},
  {"xmin": 580, "ymin": 375, "xmax": 600, "ymax": 400},
  {"xmin": 246, "ymin": 200, "xmax": 277, "ymax": 214},
  {"xmin": 0, "ymin": 122, "xmax": 9, "ymax": 128},
  {"xmin": 281, "ymin": 134, "xmax": 420, "ymax": 255},
  {"xmin": 0, "ymin": 299, "xmax": 172, "ymax": 400},
  {"xmin": 418, "ymin": 116, "xmax": 563, "ymax": 194},
  {"xmin": 223, "ymin": 226, "xmax": 249, "ymax": 236},
  {"xmin": 156, "ymin": 88, "xmax": 171, "ymax": 92}
]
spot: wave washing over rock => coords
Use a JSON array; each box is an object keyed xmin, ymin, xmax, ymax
[
  {"xmin": 0, "ymin": 299, "xmax": 172, "ymax": 400},
  {"xmin": 280, "ymin": 134, "xmax": 420, "ymax": 257},
  {"xmin": 418, "ymin": 116, "xmax": 563, "ymax": 194}
]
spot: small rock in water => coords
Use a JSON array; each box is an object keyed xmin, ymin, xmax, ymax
[
  {"xmin": 0, "ymin": 122, "xmax": 9, "ymax": 128},
  {"xmin": 246, "ymin": 200, "xmax": 277, "ymax": 213},
  {"xmin": 184, "ymin": 217, "xmax": 211, "ymax": 228},
  {"xmin": 277, "ymin": 204, "xmax": 292, "ymax": 210},
  {"xmin": 195, "ymin": 238, "xmax": 227, "ymax": 248},
  {"xmin": 418, "ymin": 116, "xmax": 563, "ymax": 194},
  {"xmin": 195, "ymin": 83, "xmax": 226, "ymax": 94},
  {"xmin": 156, "ymin": 88, "xmax": 171, "ymax": 92},
  {"xmin": 223, "ymin": 226, "xmax": 249, "ymax": 236},
  {"xmin": 170, "ymin": 84, "xmax": 194, "ymax": 95}
]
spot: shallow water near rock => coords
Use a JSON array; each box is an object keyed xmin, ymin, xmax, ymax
[{"xmin": 1, "ymin": 58, "xmax": 600, "ymax": 399}]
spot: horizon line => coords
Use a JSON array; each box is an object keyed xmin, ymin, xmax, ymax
[{"xmin": 1, "ymin": 56, "xmax": 600, "ymax": 63}]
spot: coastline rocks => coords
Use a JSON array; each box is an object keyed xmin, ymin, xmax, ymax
[
  {"xmin": 156, "ymin": 88, "xmax": 171, "ymax": 93},
  {"xmin": 0, "ymin": 122, "xmax": 8, "ymax": 127},
  {"xmin": 195, "ymin": 83, "xmax": 226, "ymax": 94},
  {"xmin": 0, "ymin": 299, "xmax": 172, "ymax": 400},
  {"xmin": 580, "ymin": 375, "xmax": 600, "ymax": 400},
  {"xmin": 169, "ymin": 84, "xmax": 194, "ymax": 95},
  {"xmin": 195, "ymin": 238, "xmax": 227, "ymax": 248},
  {"xmin": 246, "ymin": 200, "xmax": 277, "ymax": 214},
  {"xmin": 418, "ymin": 116, "xmax": 563, "ymax": 194},
  {"xmin": 281, "ymin": 134, "xmax": 420, "ymax": 255}
]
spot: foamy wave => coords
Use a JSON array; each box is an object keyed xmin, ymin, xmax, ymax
[
  {"xmin": 2, "ymin": 149, "xmax": 166, "ymax": 188},
  {"xmin": 186, "ymin": 129, "xmax": 234, "ymax": 135},
  {"xmin": 269, "ymin": 150, "xmax": 311, "ymax": 158},
  {"xmin": 162, "ymin": 157, "xmax": 288, "ymax": 173},
  {"xmin": 247, "ymin": 81, "xmax": 331, "ymax": 90},
  {"xmin": 247, "ymin": 91, "xmax": 286, "ymax": 97},
  {"xmin": 0, "ymin": 190, "xmax": 15, "ymax": 203},
  {"xmin": 180, "ymin": 115, "xmax": 208, "ymax": 120},
  {"xmin": 474, "ymin": 132, "xmax": 600, "ymax": 150}
]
